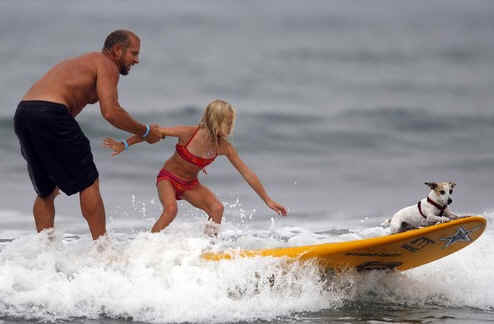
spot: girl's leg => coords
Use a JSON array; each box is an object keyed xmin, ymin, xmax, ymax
[
  {"xmin": 152, "ymin": 180, "xmax": 178, "ymax": 233},
  {"xmin": 182, "ymin": 184, "xmax": 224, "ymax": 224}
]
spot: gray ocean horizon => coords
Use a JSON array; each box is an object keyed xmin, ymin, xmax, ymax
[{"xmin": 1, "ymin": 1, "xmax": 493, "ymax": 323}]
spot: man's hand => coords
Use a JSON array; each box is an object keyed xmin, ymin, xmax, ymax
[{"xmin": 144, "ymin": 124, "xmax": 161, "ymax": 144}]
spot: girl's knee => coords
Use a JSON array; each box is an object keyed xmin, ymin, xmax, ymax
[
  {"xmin": 211, "ymin": 202, "xmax": 224, "ymax": 215},
  {"xmin": 164, "ymin": 204, "xmax": 178, "ymax": 217},
  {"xmin": 208, "ymin": 202, "xmax": 223, "ymax": 223}
]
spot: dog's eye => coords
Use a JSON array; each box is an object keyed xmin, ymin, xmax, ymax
[
  {"xmin": 449, "ymin": 190, "xmax": 453, "ymax": 194},
  {"xmin": 440, "ymin": 190, "xmax": 446, "ymax": 195}
]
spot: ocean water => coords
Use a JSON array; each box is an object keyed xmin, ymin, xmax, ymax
[{"xmin": 1, "ymin": 0, "xmax": 494, "ymax": 323}]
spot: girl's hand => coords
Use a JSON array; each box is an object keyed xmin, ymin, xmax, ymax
[
  {"xmin": 103, "ymin": 137, "xmax": 125, "ymax": 156},
  {"xmin": 266, "ymin": 199, "xmax": 287, "ymax": 216}
]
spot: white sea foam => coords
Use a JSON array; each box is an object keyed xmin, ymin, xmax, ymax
[{"xmin": 0, "ymin": 209, "xmax": 492, "ymax": 322}]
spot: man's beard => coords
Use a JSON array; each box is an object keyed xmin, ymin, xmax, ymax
[
  {"xmin": 119, "ymin": 65, "xmax": 129, "ymax": 75},
  {"xmin": 118, "ymin": 56, "xmax": 129, "ymax": 75}
]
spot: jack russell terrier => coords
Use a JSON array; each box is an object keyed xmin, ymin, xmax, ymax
[{"xmin": 387, "ymin": 182, "xmax": 459, "ymax": 234}]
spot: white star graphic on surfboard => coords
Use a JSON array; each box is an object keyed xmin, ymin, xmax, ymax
[{"xmin": 440, "ymin": 226, "xmax": 480, "ymax": 249}]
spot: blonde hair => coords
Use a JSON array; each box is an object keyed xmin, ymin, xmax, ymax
[{"xmin": 200, "ymin": 99, "xmax": 236, "ymax": 146}]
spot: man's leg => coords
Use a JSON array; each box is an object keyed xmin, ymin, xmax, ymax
[
  {"xmin": 79, "ymin": 178, "xmax": 106, "ymax": 240},
  {"xmin": 33, "ymin": 187, "xmax": 59, "ymax": 232}
]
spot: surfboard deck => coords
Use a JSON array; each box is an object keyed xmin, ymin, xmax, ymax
[{"xmin": 202, "ymin": 216, "xmax": 486, "ymax": 272}]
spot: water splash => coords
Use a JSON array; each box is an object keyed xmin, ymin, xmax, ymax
[{"xmin": 0, "ymin": 210, "xmax": 491, "ymax": 322}]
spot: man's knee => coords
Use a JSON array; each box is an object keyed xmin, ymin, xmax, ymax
[
  {"xmin": 80, "ymin": 179, "xmax": 103, "ymax": 202},
  {"xmin": 80, "ymin": 178, "xmax": 104, "ymax": 213},
  {"xmin": 82, "ymin": 178, "xmax": 100, "ymax": 193},
  {"xmin": 38, "ymin": 187, "xmax": 60, "ymax": 201}
]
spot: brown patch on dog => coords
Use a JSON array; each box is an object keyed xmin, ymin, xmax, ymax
[
  {"xmin": 425, "ymin": 182, "xmax": 454, "ymax": 193},
  {"xmin": 425, "ymin": 182, "xmax": 438, "ymax": 190},
  {"xmin": 435, "ymin": 182, "xmax": 447, "ymax": 194}
]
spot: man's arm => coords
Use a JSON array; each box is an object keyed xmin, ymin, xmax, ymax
[{"xmin": 96, "ymin": 58, "xmax": 161, "ymax": 143}]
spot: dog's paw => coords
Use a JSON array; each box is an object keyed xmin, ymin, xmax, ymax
[{"xmin": 381, "ymin": 218, "xmax": 391, "ymax": 227}]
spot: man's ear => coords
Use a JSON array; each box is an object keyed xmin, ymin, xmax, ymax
[
  {"xmin": 110, "ymin": 44, "xmax": 124, "ymax": 59},
  {"xmin": 425, "ymin": 182, "xmax": 438, "ymax": 190}
]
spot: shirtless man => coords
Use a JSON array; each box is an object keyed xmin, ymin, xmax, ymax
[{"xmin": 13, "ymin": 29, "xmax": 161, "ymax": 240}]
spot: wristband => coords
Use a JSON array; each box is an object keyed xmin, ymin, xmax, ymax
[
  {"xmin": 143, "ymin": 124, "xmax": 150, "ymax": 138},
  {"xmin": 122, "ymin": 139, "xmax": 129, "ymax": 151}
]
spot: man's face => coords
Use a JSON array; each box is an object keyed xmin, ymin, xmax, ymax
[{"xmin": 117, "ymin": 36, "xmax": 140, "ymax": 75}]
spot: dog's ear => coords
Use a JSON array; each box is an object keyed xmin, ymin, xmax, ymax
[
  {"xmin": 450, "ymin": 182, "xmax": 456, "ymax": 188},
  {"xmin": 425, "ymin": 182, "xmax": 438, "ymax": 190}
]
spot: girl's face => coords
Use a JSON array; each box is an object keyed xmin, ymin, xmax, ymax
[{"xmin": 218, "ymin": 112, "xmax": 234, "ymax": 137}]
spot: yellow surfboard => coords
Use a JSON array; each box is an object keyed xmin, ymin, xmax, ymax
[{"xmin": 202, "ymin": 216, "xmax": 486, "ymax": 272}]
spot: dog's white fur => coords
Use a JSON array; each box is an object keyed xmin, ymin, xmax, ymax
[{"xmin": 388, "ymin": 182, "xmax": 459, "ymax": 234}]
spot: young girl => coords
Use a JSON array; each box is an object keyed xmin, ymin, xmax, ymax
[{"xmin": 103, "ymin": 99, "xmax": 287, "ymax": 234}]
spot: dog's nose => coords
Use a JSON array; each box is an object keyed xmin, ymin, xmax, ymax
[{"xmin": 448, "ymin": 198, "xmax": 453, "ymax": 204}]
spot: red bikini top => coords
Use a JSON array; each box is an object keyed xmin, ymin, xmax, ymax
[{"xmin": 176, "ymin": 127, "xmax": 216, "ymax": 169}]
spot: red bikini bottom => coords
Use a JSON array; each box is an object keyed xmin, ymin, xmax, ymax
[{"xmin": 156, "ymin": 168, "xmax": 199, "ymax": 200}]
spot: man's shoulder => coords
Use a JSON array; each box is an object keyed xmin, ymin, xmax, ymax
[
  {"xmin": 81, "ymin": 52, "xmax": 118, "ymax": 74},
  {"xmin": 81, "ymin": 52, "xmax": 112, "ymax": 64}
]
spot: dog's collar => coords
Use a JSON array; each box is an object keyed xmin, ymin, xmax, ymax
[
  {"xmin": 427, "ymin": 197, "xmax": 447, "ymax": 216},
  {"xmin": 417, "ymin": 201, "xmax": 427, "ymax": 219},
  {"xmin": 417, "ymin": 197, "xmax": 446, "ymax": 218}
]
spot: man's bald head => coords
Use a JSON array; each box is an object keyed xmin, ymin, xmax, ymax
[
  {"xmin": 102, "ymin": 30, "xmax": 140, "ymax": 75},
  {"xmin": 102, "ymin": 30, "xmax": 139, "ymax": 51}
]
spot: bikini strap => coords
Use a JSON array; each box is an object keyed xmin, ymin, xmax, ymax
[{"xmin": 184, "ymin": 126, "xmax": 201, "ymax": 147}]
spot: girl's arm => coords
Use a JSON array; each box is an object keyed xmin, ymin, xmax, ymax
[
  {"xmin": 223, "ymin": 141, "xmax": 287, "ymax": 216},
  {"xmin": 103, "ymin": 134, "xmax": 144, "ymax": 156},
  {"xmin": 103, "ymin": 125, "xmax": 196, "ymax": 156},
  {"xmin": 157, "ymin": 125, "xmax": 195, "ymax": 139}
]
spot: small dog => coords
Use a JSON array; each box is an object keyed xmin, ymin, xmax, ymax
[{"xmin": 387, "ymin": 182, "xmax": 459, "ymax": 234}]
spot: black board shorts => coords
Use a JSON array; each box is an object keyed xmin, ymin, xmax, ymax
[{"xmin": 13, "ymin": 100, "xmax": 99, "ymax": 197}]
